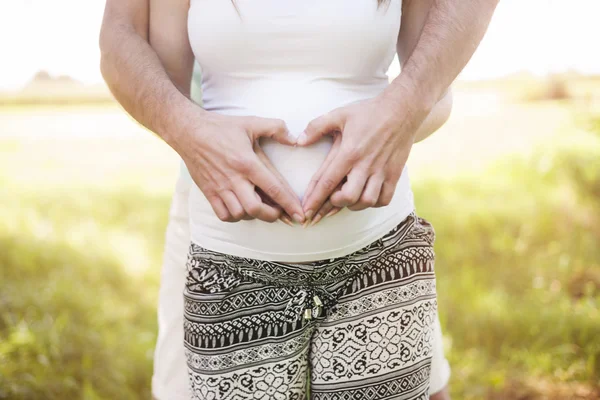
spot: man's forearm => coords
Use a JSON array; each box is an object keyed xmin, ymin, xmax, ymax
[
  {"xmin": 99, "ymin": 20, "xmax": 196, "ymax": 153},
  {"xmin": 385, "ymin": 0, "xmax": 498, "ymax": 113}
]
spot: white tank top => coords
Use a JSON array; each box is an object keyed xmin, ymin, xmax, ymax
[{"xmin": 187, "ymin": 0, "xmax": 414, "ymax": 261}]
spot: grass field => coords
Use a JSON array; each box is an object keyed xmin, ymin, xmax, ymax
[{"xmin": 0, "ymin": 82, "xmax": 599, "ymax": 399}]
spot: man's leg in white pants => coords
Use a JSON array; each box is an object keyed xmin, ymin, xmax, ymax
[
  {"xmin": 429, "ymin": 316, "xmax": 452, "ymax": 399},
  {"xmin": 152, "ymin": 174, "xmax": 190, "ymax": 400}
]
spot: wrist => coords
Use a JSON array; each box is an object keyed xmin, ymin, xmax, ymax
[
  {"xmin": 377, "ymin": 80, "xmax": 433, "ymax": 143},
  {"xmin": 158, "ymin": 93, "xmax": 208, "ymax": 156},
  {"xmin": 381, "ymin": 74, "xmax": 438, "ymax": 120}
]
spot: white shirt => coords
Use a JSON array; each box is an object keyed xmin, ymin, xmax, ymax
[{"xmin": 187, "ymin": 0, "xmax": 414, "ymax": 261}]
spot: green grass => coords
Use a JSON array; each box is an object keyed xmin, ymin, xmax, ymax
[
  {"xmin": 418, "ymin": 122, "xmax": 600, "ymax": 398},
  {"xmin": 0, "ymin": 99, "xmax": 599, "ymax": 399},
  {"xmin": 0, "ymin": 186, "xmax": 170, "ymax": 399}
]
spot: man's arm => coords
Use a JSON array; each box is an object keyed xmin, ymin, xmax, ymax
[
  {"xmin": 99, "ymin": 0, "xmax": 194, "ymax": 148},
  {"xmin": 398, "ymin": 0, "xmax": 453, "ymax": 143},
  {"xmin": 385, "ymin": 0, "xmax": 498, "ymax": 114}
]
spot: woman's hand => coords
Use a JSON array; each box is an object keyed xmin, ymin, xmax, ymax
[
  {"xmin": 297, "ymin": 94, "xmax": 430, "ymax": 220},
  {"xmin": 175, "ymin": 108, "xmax": 305, "ymax": 224}
]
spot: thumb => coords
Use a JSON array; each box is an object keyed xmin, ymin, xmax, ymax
[
  {"xmin": 246, "ymin": 116, "xmax": 296, "ymax": 146},
  {"xmin": 298, "ymin": 109, "xmax": 345, "ymax": 146}
]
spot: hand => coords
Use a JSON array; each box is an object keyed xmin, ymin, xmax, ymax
[
  {"xmin": 298, "ymin": 95, "xmax": 427, "ymax": 220},
  {"xmin": 176, "ymin": 110, "xmax": 305, "ymax": 224}
]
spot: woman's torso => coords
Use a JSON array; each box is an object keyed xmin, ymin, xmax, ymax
[{"xmin": 186, "ymin": 0, "xmax": 414, "ymax": 261}]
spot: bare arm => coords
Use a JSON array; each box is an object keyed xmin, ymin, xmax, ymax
[
  {"xmin": 99, "ymin": 0, "xmax": 194, "ymax": 149},
  {"xmin": 385, "ymin": 0, "xmax": 498, "ymax": 115},
  {"xmin": 398, "ymin": 0, "xmax": 453, "ymax": 143}
]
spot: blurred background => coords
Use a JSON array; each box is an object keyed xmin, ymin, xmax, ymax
[{"xmin": 1, "ymin": 0, "xmax": 599, "ymax": 399}]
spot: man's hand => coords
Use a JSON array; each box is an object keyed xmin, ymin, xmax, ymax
[
  {"xmin": 175, "ymin": 108, "xmax": 305, "ymax": 224},
  {"xmin": 298, "ymin": 94, "xmax": 425, "ymax": 220},
  {"xmin": 301, "ymin": 86, "xmax": 453, "ymax": 227}
]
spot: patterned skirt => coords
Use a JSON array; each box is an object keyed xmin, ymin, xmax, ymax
[{"xmin": 183, "ymin": 212, "xmax": 438, "ymax": 400}]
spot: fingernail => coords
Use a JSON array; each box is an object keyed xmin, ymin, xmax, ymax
[
  {"xmin": 287, "ymin": 132, "xmax": 298, "ymax": 144},
  {"xmin": 310, "ymin": 214, "xmax": 322, "ymax": 226},
  {"xmin": 292, "ymin": 213, "xmax": 304, "ymax": 224},
  {"xmin": 326, "ymin": 208, "xmax": 341, "ymax": 218},
  {"xmin": 280, "ymin": 215, "xmax": 294, "ymax": 227},
  {"xmin": 305, "ymin": 210, "xmax": 314, "ymax": 220},
  {"xmin": 297, "ymin": 131, "xmax": 308, "ymax": 146}
]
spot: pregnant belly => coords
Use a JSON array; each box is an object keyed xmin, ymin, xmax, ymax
[{"xmin": 259, "ymin": 135, "xmax": 334, "ymax": 201}]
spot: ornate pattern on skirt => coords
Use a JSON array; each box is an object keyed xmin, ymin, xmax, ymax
[{"xmin": 184, "ymin": 213, "xmax": 437, "ymax": 400}]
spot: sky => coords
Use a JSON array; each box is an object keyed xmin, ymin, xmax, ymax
[{"xmin": 0, "ymin": 0, "xmax": 598, "ymax": 90}]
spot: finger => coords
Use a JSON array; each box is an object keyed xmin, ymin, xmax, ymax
[
  {"xmin": 298, "ymin": 109, "xmax": 345, "ymax": 146},
  {"xmin": 252, "ymin": 185, "xmax": 282, "ymax": 220},
  {"xmin": 308, "ymin": 178, "xmax": 343, "ymax": 226},
  {"xmin": 242, "ymin": 192, "xmax": 263, "ymax": 221},
  {"xmin": 330, "ymin": 168, "xmax": 369, "ymax": 208},
  {"xmin": 255, "ymin": 187, "xmax": 277, "ymax": 208},
  {"xmin": 302, "ymin": 155, "xmax": 352, "ymax": 218},
  {"xmin": 234, "ymin": 180, "xmax": 281, "ymax": 222},
  {"xmin": 246, "ymin": 116, "xmax": 296, "ymax": 146},
  {"xmin": 206, "ymin": 193, "xmax": 233, "ymax": 222},
  {"xmin": 279, "ymin": 213, "xmax": 295, "ymax": 227},
  {"xmin": 376, "ymin": 180, "xmax": 397, "ymax": 208},
  {"xmin": 247, "ymin": 158, "xmax": 305, "ymax": 223},
  {"xmin": 348, "ymin": 174, "xmax": 384, "ymax": 211},
  {"xmin": 303, "ymin": 135, "xmax": 341, "ymax": 204},
  {"xmin": 326, "ymin": 207, "xmax": 342, "ymax": 218},
  {"xmin": 309, "ymin": 200, "xmax": 335, "ymax": 227},
  {"xmin": 220, "ymin": 190, "xmax": 248, "ymax": 221}
]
